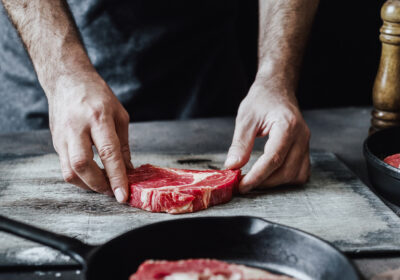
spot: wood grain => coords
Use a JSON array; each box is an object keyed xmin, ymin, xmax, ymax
[
  {"xmin": 371, "ymin": 0, "xmax": 400, "ymax": 132},
  {"xmin": 1, "ymin": 151, "xmax": 400, "ymax": 266}
]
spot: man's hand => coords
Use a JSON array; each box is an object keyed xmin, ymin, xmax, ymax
[
  {"xmin": 50, "ymin": 71, "xmax": 132, "ymax": 202},
  {"xmin": 1, "ymin": 0, "xmax": 133, "ymax": 202},
  {"xmin": 225, "ymin": 79, "xmax": 310, "ymax": 193},
  {"xmin": 225, "ymin": 0, "xmax": 318, "ymax": 193}
]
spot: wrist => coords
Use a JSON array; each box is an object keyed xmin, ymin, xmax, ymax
[
  {"xmin": 256, "ymin": 67, "xmax": 297, "ymax": 91},
  {"xmin": 249, "ymin": 73, "xmax": 300, "ymax": 108},
  {"xmin": 37, "ymin": 45, "xmax": 96, "ymax": 96},
  {"xmin": 50, "ymin": 69, "xmax": 109, "ymax": 105},
  {"xmin": 44, "ymin": 66, "xmax": 101, "ymax": 100},
  {"xmin": 252, "ymin": 72, "xmax": 297, "ymax": 98}
]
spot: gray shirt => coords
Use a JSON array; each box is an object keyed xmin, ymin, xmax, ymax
[{"xmin": 0, "ymin": 0, "xmax": 252, "ymax": 133}]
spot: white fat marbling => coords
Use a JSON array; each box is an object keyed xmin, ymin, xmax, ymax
[
  {"xmin": 140, "ymin": 189, "xmax": 152, "ymax": 206},
  {"xmin": 169, "ymin": 169, "xmax": 218, "ymax": 184},
  {"xmin": 164, "ymin": 272, "xmax": 236, "ymax": 280},
  {"xmin": 167, "ymin": 202, "xmax": 193, "ymax": 214}
]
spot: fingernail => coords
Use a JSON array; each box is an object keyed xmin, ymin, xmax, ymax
[
  {"xmin": 114, "ymin": 188, "xmax": 126, "ymax": 203},
  {"xmin": 224, "ymin": 156, "xmax": 239, "ymax": 168}
]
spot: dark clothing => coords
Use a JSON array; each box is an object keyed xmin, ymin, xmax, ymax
[{"xmin": 0, "ymin": 1, "xmax": 257, "ymax": 132}]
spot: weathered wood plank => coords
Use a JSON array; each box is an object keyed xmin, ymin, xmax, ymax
[{"xmin": 0, "ymin": 151, "xmax": 400, "ymax": 266}]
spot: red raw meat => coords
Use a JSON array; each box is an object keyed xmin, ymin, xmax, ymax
[
  {"xmin": 384, "ymin": 153, "xmax": 400, "ymax": 168},
  {"xmin": 130, "ymin": 259, "xmax": 295, "ymax": 280},
  {"xmin": 127, "ymin": 164, "xmax": 241, "ymax": 214}
]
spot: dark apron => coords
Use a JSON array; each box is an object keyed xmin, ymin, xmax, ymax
[{"xmin": 0, "ymin": 0, "xmax": 255, "ymax": 132}]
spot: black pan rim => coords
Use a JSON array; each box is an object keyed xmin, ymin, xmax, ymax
[
  {"xmin": 100, "ymin": 215, "xmax": 345, "ymax": 253},
  {"xmin": 86, "ymin": 215, "xmax": 360, "ymax": 277},
  {"xmin": 363, "ymin": 130, "xmax": 400, "ymax": 178}
]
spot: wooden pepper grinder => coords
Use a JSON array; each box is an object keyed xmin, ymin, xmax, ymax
[{"xmin": 371, "ymin": 0, "xmax": 400, "ymax": 133}]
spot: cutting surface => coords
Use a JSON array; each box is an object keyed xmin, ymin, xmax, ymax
[{"xmin": 1, "ymin": 150, "xmax": 400, "ymax": 266}]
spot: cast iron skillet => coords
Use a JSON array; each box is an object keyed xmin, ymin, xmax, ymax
[
  {"xmin": 0, "ymin": 215, "xmax": 360, "ymax": 280},
  {"xmin": 364, "ymin": 126, "xmax": 400, "ymax": 206}
]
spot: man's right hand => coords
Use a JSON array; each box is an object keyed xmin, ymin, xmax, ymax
[
  {"xmin": 1, "ymin": 0, "xmax": 132, "ymax": 202},
  {"xmin": 49, "ymin": 70, "xmax": 132, "ymax": 203}
]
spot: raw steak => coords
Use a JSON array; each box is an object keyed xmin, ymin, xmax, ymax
[
  {"xmin": 384, "ymin": 153, "xmax": 400, "ymax": 168},
  {"xmin": 127, "ymin": 164, "xmax": 241, "ymax": 214},
  {"xmin": 130, "ymin": 259, "xmax": 295, "ymax": 280}
]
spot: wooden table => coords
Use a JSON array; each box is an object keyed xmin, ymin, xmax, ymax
[{"xmin": 1, "ymin": 107, "xmax": 400, "ymax": 279}]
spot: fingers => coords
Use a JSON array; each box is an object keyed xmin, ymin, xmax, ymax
[
  {"xmin": 239, "ymin": 122, "xmax": 293, "ymax": 193},
  {"xmin": 252, "ymin": 141, "xmax": 310, "ymax": 189},
  {"xmin": 91, "ymin": 120, "xmax": 129, "ymax": 203},
  {"xmin": 115, "ymin": 110, "xmax": 133, "ymax": 170},
  {"xmin": 67, "ymin": 132, "xmax": 112, "ymax": 196},
  {"xmin": 225, "ymin": 116, "xmax": 257, "ymax": 169},
  {"xmin": 296, "ymin": 152, "xmax": 311, "ymax": 184},
  {"xmin": 57, "ymin": 144, "xmax": 90, "ymax": 191}
]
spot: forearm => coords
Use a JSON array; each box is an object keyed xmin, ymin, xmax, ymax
[
  {"xmin": 227, "ymin": 0, "xmax": 315, "ymax": 190},
  {"xmin": 257, "ymin": 0, "xmax": 319, "ymax": 90},
  {"xmin": 1, "ymin": 0, "xmax": 94, "ymax": 95}
]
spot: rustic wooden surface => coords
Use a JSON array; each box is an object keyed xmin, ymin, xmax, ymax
[
  {"xmin": 371, "ymin": 0, "xmax": 400, "ymax": 132},
  {"xmin": 1, "ymin": 150, "xmax": 400, "ymax": 267},
  {"xmin": 2, "ymin": 107, "xmax": 400, "ymax": 279}
]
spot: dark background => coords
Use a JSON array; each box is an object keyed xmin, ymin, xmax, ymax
[
  {"xmin": 0, "ymin": 0, "xmax": 385, "ymax": 134},
  {"xmin": 236, "ymin": 0, "xmax": 384, "ymax": 109}
]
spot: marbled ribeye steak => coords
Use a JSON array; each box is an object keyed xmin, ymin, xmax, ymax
[
  {"xmin": 130, "ymin": 259, "xmax": 295, "ymax": 280},
  {"xmin": 128, "ymin": 164, "xmax": 241, "ymax": 214}
]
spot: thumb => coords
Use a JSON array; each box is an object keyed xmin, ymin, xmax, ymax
[{"xmin": 225, "ymin": 119, "xmax": 257, "ymax": 169}]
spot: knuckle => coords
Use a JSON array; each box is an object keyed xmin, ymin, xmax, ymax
[
  {"xmin": 236, "ymin": 103, "xmax": 255, "ymax": 124},
  {"xmin": 236, "ymin": 109, "xmax": 253, "ymax": 126},
  {"xmin": 98, "ymin": 144, "xmax": 119, "ymax": 161},
  {"xmin": 107, "ymin": 174, "xmax": 126, "ymax": 188},
  {"xmin": 229, "ymin": 139, "xmax": 247, "ymax": 153},
  {"xmin": 237, "ymin": 101, "xmax": 248, "ymax": 116},
  {"xmin": 121, "ymin": 143, "xmax": 130, "ymax": 154},
  {"xmin": 88, "ymin": 104, "xmax": 107, "ymax": 123},
  {"xmin": 270, "ymin": 152, "xmax": 284, "ymax": 168},
  {"xmin": 120, "ymin": 110, "xmax": 130, "ymax": 124},
  {"xmin": 286, "ymin": 114, "xmax": 300, "ymax": 131},
  {"xmin": 70, "ymin": 156, "xmax": 90, "ymax": 172},
  {"xmin": 64, "ymin": 117, "xmax": 77, "ymax": 129}
]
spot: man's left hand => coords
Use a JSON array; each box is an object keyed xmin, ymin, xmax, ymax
[{"xmin": 225, "ymin": 79, "xmax": 311, "ymax": 193}]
